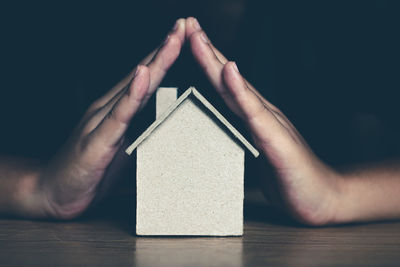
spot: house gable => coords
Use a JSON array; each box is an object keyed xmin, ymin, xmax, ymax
[{"xmin": 125, "ymin": 87, "xmax": 259, "ymax": 158}]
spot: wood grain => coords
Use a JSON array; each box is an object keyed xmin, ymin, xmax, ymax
[{"xmin": 1, "ymin": 191, "xmax": 400, "ymax": 266}]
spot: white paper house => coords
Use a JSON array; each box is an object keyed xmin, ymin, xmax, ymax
[{"xmin": 126, "ymin": 87, "xmax": 259, "ymax": 236}]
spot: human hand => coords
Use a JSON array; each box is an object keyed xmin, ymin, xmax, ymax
[
  {"xmin": 36, "ymin": 19, "xmax": 186, "ymax": 219},
  {"xmin": 185, "ymin": 17, "xmax": 343, "ymax": 225}
]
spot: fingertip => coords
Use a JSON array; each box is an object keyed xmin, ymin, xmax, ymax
[
  {"xmin": 222, "ymin": 61, "xmax": 244, "ymax": 95},
  {"xmin": 149, "ymin": 31, "xmax": 182, "ymax": 74},
  {"xmin": 173, "ymin": 18, "xmax": 185, "ymax": 30},
  {"xmin": 173, "ymin": 18, "xmax": 186, "ymax": 43},
  {"xmin": 185, "ymin": 17, "xmax": 201, "ymax": 39},
  {"xmin": 222, "ymin": 61, "xmax": 237, "ymax": 75},
  {"xmin": 164, "ymin": 18, "xmax": 185, "ymax": 48},
  {"xmin": 226, "ymin": 61, "xmax": 239, "ymax": 72},
  {"xmin": 225, "ymin": 61, "xmax": 240, "ymax": 76}
]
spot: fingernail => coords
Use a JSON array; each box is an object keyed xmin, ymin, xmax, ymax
[
  {"xmin": 200, "ymin": 32, "xmax": 209, "ymax": 43},
  {"xmin": 163, "ymin": 34, "xmax": 170, "ymax": 45},
  {"xmin": 232, "ymin": 62, "xmax": 239, "ymax": 73},
  {"xmin": 192, "ymin": 18, "xmax": 201, "ymax": 30}
]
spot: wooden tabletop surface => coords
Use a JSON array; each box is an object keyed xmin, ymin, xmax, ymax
[{"xmin": 1, "ymin": 191, "xmax": 400, "ymax": 267}]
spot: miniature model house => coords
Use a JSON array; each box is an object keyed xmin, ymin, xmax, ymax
[{"xmin": 126, "ymin": 87, "xmax": 259, "ymax": 236}]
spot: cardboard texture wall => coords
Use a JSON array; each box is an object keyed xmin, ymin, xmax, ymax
[{"xmin": 126, "ymin": 87, "xmax": 259, "ymax": 236}]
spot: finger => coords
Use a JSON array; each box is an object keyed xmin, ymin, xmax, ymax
[
  {"xmin": 85, "ymin": 19, "xmax": 185, "ymax": 132},
  {"xmin": 96, "ymin": 41, "xmax": 167, "ymax": 107},
  {"xmin": 189, "ymin": 30, "xmax": 243, "ymax": 115},
  {"xmin": 209, "ymin": 43, "xmax": 228, "ymax": 64},
  {"xmin": 222, "ymin": 62, "xmax": 287, "ymax": 148},
  {"xmin": 185, "ymin": 18, "xmax": 277, "ymax": 111},
  {"xmin": 82, "ymin": 67, "xmax": 141, "ymax": 133},
  {"xmin": 185, "ymin": 17, "xmax": 201, "ymax": 39},
  {"xmin": 91, "ymin": 18, "xmax": 185, "ymax": 111},
  {"xmin": 185, "ymin": 17, "xmax": 227, "ymax": 64},
  {"xmin": 140, "ymin": 18, "xmax": 185, "ymax": 107},
  {"xmin": 88, "ymin": 65, "xmax": 150, "ymax": 148}
]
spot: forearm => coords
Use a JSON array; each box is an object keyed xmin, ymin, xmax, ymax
[
  {"xmin": 0, "ymin": 156, "xmax": 48, "ymax": 218},
  {"xmin": 333, "ymin": 160, "xmax": 400, "ymax": 224}
]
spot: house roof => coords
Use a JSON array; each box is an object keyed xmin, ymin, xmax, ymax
[{"xmin": 125, "ymin": 87, "xmax": 260, "ymax": 157}]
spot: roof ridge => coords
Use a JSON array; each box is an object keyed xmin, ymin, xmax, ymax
[{"xmin": 125, "ymin": 87, "xmax": 259, "ymax": 157}]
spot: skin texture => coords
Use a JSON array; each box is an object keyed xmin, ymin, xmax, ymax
[
  {"xmin": 40, "ymin": 19, "xmax": 187, "ymax": 220},
  {"xmin": 1, "ymin": 17, "xmax": 400, "ymax": 225},
  {"xmin": 0, "ymin": 18, "xmax": 186, "ymax": 219},
  {"xmin": 184, "ymin": 17, "xmax": 341, "ymax": 225},
  {"xmin": 184, "ymin": 17, "xmax": 400, "ymax": 225}
]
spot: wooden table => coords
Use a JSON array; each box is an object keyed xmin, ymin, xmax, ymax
[{"xmin": 1, "ymin": 191, "xmax": 400, "ymax": 266}]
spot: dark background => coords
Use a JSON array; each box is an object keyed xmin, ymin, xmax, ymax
[{"xmin": 1, "ymin": 0, "xmax": 399, "ymax": 184}]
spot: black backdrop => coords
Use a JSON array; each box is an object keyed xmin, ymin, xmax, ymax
[{"xmin": 1, "ymin": 0, "xmax": 399, "ymax": 172}]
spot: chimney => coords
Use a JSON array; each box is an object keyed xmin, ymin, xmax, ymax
[{"xmin": 156, "ymin": 87, "xmax": 178, "ymax": 119}]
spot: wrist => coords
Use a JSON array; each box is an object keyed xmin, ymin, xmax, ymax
[
  {"xmin": 326, "ymin": 171, "xmax": 349, "ymax": 225},
  {"xmin": 14, "ymin": 167, "xmax": 50, "ymax": 218},
  {"xmin": 307, "ymin": 168, "xmax": 347, "ymax": 226},
  {"xmin": 328, "ymin": 170, "xmax": 367, "ymax": 225}
]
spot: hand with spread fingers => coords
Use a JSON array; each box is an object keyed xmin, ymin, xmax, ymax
[
  {"xmin": 185, "ymin": 17, "xmax": 400, "ymax": 225},
  {"xmin": 0, "ymin": 19, "xmax": 186, "ymax": 219}
]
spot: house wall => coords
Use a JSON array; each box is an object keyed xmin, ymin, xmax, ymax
[{"xmin": 136, "ymin": 97, "xmax": 245, "ymax": 236}]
